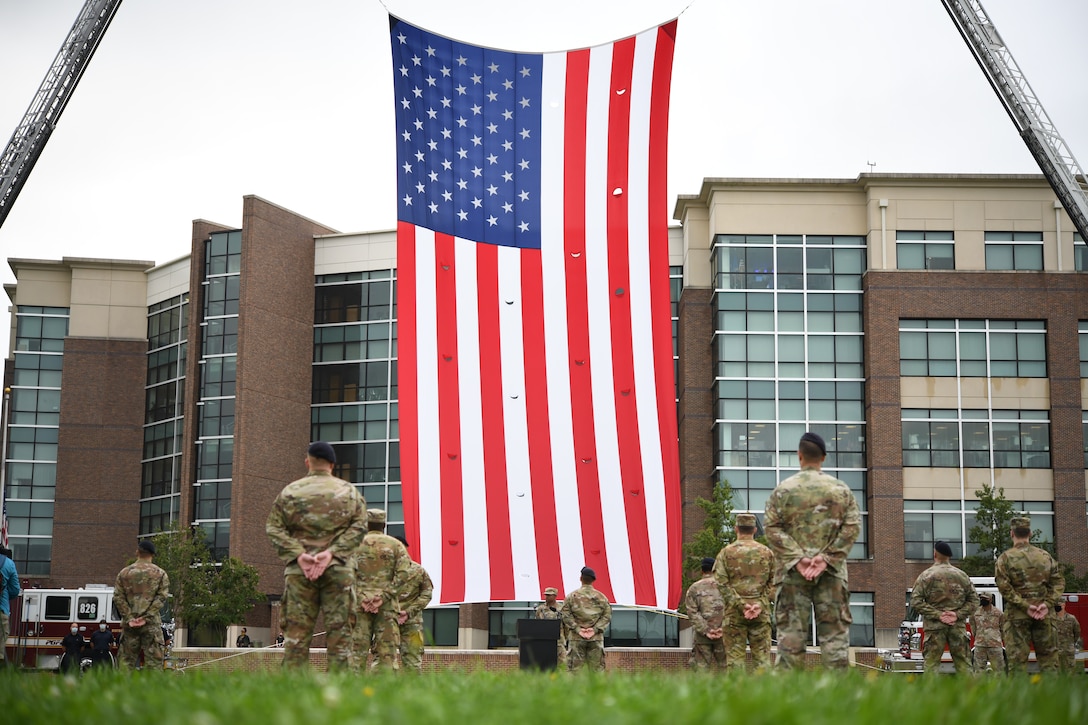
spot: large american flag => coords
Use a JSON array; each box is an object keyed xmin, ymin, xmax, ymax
[{"xmin": 391, "ymin": 16, "xmax": 680, "ymax": 608}]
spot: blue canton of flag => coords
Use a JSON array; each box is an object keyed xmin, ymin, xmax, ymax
[{"xmin": 392, "ymin": 19, "xmax": 543, "ymax": 249}]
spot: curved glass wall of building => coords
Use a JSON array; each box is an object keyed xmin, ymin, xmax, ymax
[
  {"xmin": 193, "ymin": 231, "xmax": 240, "ymax": 560},
  {"xmin": 3, "ymin": 306, "xmax": 68, "ymax": 575},
  {"xmin": 140, "ymin": 294, "xmax": 188, "ymax": 537},
  {"xmin": 711, "ymin": 234, "xmax": 868, "ymax": 559}
]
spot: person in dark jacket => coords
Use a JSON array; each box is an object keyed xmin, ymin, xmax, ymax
[
  {"xmin": 89, "ymin": 619, "xmax": 116, "ymax": 667},
  {"xmin": 60, "ymin": 625, "xmax": 88, "ymax": 674}
]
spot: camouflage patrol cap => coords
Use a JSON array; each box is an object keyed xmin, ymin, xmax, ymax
[
  {"xmin": 736, "ymin": 513, "xmax": 757, "ymax": 527},
  {"xmin": 367, "ymin": 508, "xmax": 387, "ymax": 524},
  {"xmin": 1010, "ymin": 515, "xmax": 1031, "ymax": 529},
  {"xmin": 543, "ymin": 587, "xmax": 558, "ymax": 596}
]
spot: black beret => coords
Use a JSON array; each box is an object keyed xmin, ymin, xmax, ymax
[
  {"xmin": 700, "ymin": 557, "xmax": 715, "ymax": 572},
  {"xmin": 934, "ymin": 541, "xmax": 953, "ymax": 557},
  {"xmin": 307, "ymin": 441, "xmax": 337, "ymax": 464},
  {"xmin": 799, "ymin": 431, "xmax": 826, "ymax": 456},
  {"xmin": 138, "ymin": 539, "xmax": 156, "ymax": 556},
  {"xmin": 580, "ymin": 566, "xmax": 596, "ymax": 580}
]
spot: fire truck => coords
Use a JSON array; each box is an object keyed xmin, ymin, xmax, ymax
[
  {"xmin": 879, "ymin": 578, "xmax": 1087, "ymax": 674},
  {"xmin": 4, "ymin": 584, "xmax": 122, "ymax": 671}
]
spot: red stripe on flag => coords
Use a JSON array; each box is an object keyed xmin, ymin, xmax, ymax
[
  {"xmin": 520, "ymin": 249, "xmax": 563, "ymax": 593},
  {"xmin": 648, "ymin": 20, "xmax": 682, "ymax": 608},
  {"xmin": 605, "ymin": 36, "xmax": 655, "ymax": 606},
  {"xmin": 476, "ymin": 242, "xmax": 514, "ymax": 599},
  {"xmin": 435, "ymin": 232, "xmax": 465, "ymax": 601},
  {"xmin": 563, "ymin": 47, "xmax": 612, "ymax": 601},
  {"xmin": 397, "ymin": 221, "xmax": 421, "ymax": 555}
]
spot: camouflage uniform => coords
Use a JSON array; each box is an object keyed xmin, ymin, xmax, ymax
[
  {"xmin": 910, "ymin": 562, "xmax": 977, "ymax": 675},
  {"xmin": 114, "ymin": 559, "xmax": 170, "ymax": 670},
  {"xmin": 266, "ymin": 469, "xmax": 367, "ymax": 671},
  {"xmin": 353, "ymin": 525, "xmax": 411, "ymax": 672},
  {"xmin": 970, "ymin": 604, "xmax": 1005, "ymax": 673},
  {"xmin": 714, "ymin": 537, "xmax": 776, "ymax": 672},
  {"xmin": 1054, "ymin": 610, "xmax": 1082, "ymax": 674},
  {"xmin": 995, "ymin": 534, "xmax": 1064, "ymax": 674},
  {"xmin": 684, "ymin": 575, "xmax": 727, "ymax": 670},
  {"xmin": 764, "ymin": 466, "xmax": 861, "ymax": 670},
  {"xmin": 397, "ymin": 559, "xmax": 433, "ymax": 674},
  {"xmin": 560, "ymin": 582, "xmax": 612, "ymax": 673},
  {"xmin": 534, "ymin": 593, "xmax": 568, "ymax": 671}
]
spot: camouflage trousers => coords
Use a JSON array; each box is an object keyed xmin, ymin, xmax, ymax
[
  {"xmin": 775, "ymin": 571, "xmax": 851, "ymax": 670},
  {"xmin": 689, "ymin": 631, "xmax": 727, "ymax": 670},
  {"xmin": 1058, "ymin": 649, "xmax": 1078, "ymax": 673},
  {"xmin": 354, "ymin": 603, "xmax": 400, "ymax": 672},
  {"xmin": 282, "ymin": 565, "xmax": 356, "ymax": 671},
  {"xmin": 973, "ymin": 645, "xmax": 1005, "ymax": 673},
  {"xmin": 118, "ymin": 622, "xmax": 165, "ymax": 670},
  {"xmin": 568, "ymin": 637, "xmax": 605, "ymax": 673},
  {"xmin": 922, "ymin": 622, "xmax": 971, "ymax": 675},
  {"xmin": 399, "ymin": 617, "xmax": 425, "ymax": 674},
  {"xmin": 725, "ymin": 610, "xmax": 773, "ymax": 672},
  {"xmin": 1003, "ymin": 616, "xmax": 1058, "ymax": 674}
]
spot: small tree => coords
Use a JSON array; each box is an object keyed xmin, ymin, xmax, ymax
[
  {"xmin": 150, "ymin": 525, "xmax": 263, "ymax": 646},
  {"xmin": 680, "ymin": 479, "xmax": 735, "ymax": 605},
  {"xmin": 962, "ymin": 483, "xmax": 1018, "ymax": 576}
]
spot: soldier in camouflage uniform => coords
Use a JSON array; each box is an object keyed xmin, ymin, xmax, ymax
[
  {"xmin": 266, "ymin": 441, "xmax": 367, "ymax": 671},
  {"xmin": 114, "ymin": 539, "xmax": 171, "ymax": 670},
  {"xmin": 353, "ymin": 508, "xmax": 411, "ymax": 672},
  {"xmin": 995, "ymin": 515, "xmax": 1064, "ymax": 674},
  {"xmin": 909, "ymin": 541, "xmax": 977, "ymax": 675},
  {"xmin": 714, "ymin": 513, "xmax": 775, "ymax": 672},
  {"xmin": 685, "ymin": 557, "xmax": 726, "ymax": 670},
  {"xmin": 1053, "ymin": 603, "xmax": 1082, "ymax": 674},
  {"xmin": 764, "ymin": 432, "xmax": 860, "ymax": 671},
  {"xmin": 534, "ymin": 586, "xmax": 568, "ymax": 671},
  {"xmin": 970, "ymin": 593, "xmax": 1005, "ymax": 673},
  {"xmin": 560, "ymin": 566, "xmax": 612, "ymax": 673},
  {"xmin": 394, "ymin": 536, "xmax": 433, "ymax": 674}
]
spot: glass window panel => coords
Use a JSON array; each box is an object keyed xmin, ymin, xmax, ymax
[
  {"xmin": 897, "ymin": 245, "xmax": 925, "ymax": 270},
  {"xmin": 985, "ymin": 245, "xmax": 1013, "ymax": 270}
]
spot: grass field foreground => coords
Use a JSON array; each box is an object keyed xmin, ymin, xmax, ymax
[{"xmin": 0, "ymin": 668, "xmax": 1084, "ymax": 724}]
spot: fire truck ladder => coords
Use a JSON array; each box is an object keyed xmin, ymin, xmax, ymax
[
  {"xmin": 0, "ymin": 0, "xmax": 124, "ymax": 229},
  {"xmin": 941, "ymin": 0, "xmax": 1088, "ymax": 244}
]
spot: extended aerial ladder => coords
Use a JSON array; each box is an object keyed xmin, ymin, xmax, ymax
[
  {"xmin": 0, "ymin": 0, "xmax": 123, "ymax": 229},
  {"xmin": 941, "ymin": 0, "xmax": 1088, "ymax": 244}
]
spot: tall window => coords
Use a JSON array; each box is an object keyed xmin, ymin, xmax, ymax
[
  {"xmin": 422, "ymin": 605, "xmax": 458, "ymax": 646},
  {"xmin": 896, "ymin": 231, "xmax": 954, "ymax": 270},
  {"xmin": 141, "ymin": 294, "xmax": 188, "ymax": 536},
  {"xmin": 712, "ymin": 234, "xmax": 867, "ymax": 559},
  {"xmin": 1074, "ymin": 232, "xmax": 1085, "ymax": 272},
  {"xmin": 670, "ymin": 264, "xmax": 683, "ymax": 404},
  {"xmin": 4, "ymin": 306, "xmax": 69, "ymax": 575},
  {"xmin": 984, "ymin": 231, "xmax": 1043, "ymax": 271},
  {"xmin": 193, "ymin": 230, "xmax": 241, "ymax": 559},
  {"xmin": 312, "ymin": 270, "xmax": 402, "ymax": 537},
  {"xmin": 899, "ymin": 319, "xmax": 1046, "ymax": 377},
  {"xmin": 902, "ymin": 409, "xmax": 1050, "ymax": 468},
  {"xmin": 1080, "ymin": 321, "xmax": 1088, "ymax": 378}
]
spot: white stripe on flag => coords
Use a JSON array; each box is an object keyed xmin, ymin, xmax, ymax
[
  {"xmin": 414, "ymin": 227, "xmax": 442, "ymax": 599},
  {"xmin": 454, "ymin": 236, "xmax": 489, "ymax": 599},
  {"xmin": 497, "ymin": 245, "xmax": 539, "ymax": 601}
]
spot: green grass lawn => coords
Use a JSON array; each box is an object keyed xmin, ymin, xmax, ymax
[{"xmin": 1, "ymin": 668, "xmax": 1083, "ymax": 724}]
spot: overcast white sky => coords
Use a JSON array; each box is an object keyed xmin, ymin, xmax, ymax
[{"xmin": 1, "ymin": 0, "xmax": 1086, "ymax": 354}]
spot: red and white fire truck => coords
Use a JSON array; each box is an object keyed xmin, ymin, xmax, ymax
[
  {"xmin": 879, "ymin": 577, "xmax": 1087, "ymax": 674},
  {"xmin": 4, "ymin": 584, "xmax": 123, "ymax": 671}
]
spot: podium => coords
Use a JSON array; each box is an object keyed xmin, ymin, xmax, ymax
[{"xmin": 516, "ymin": 618, "xmax": 561, "ymax": 671}]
